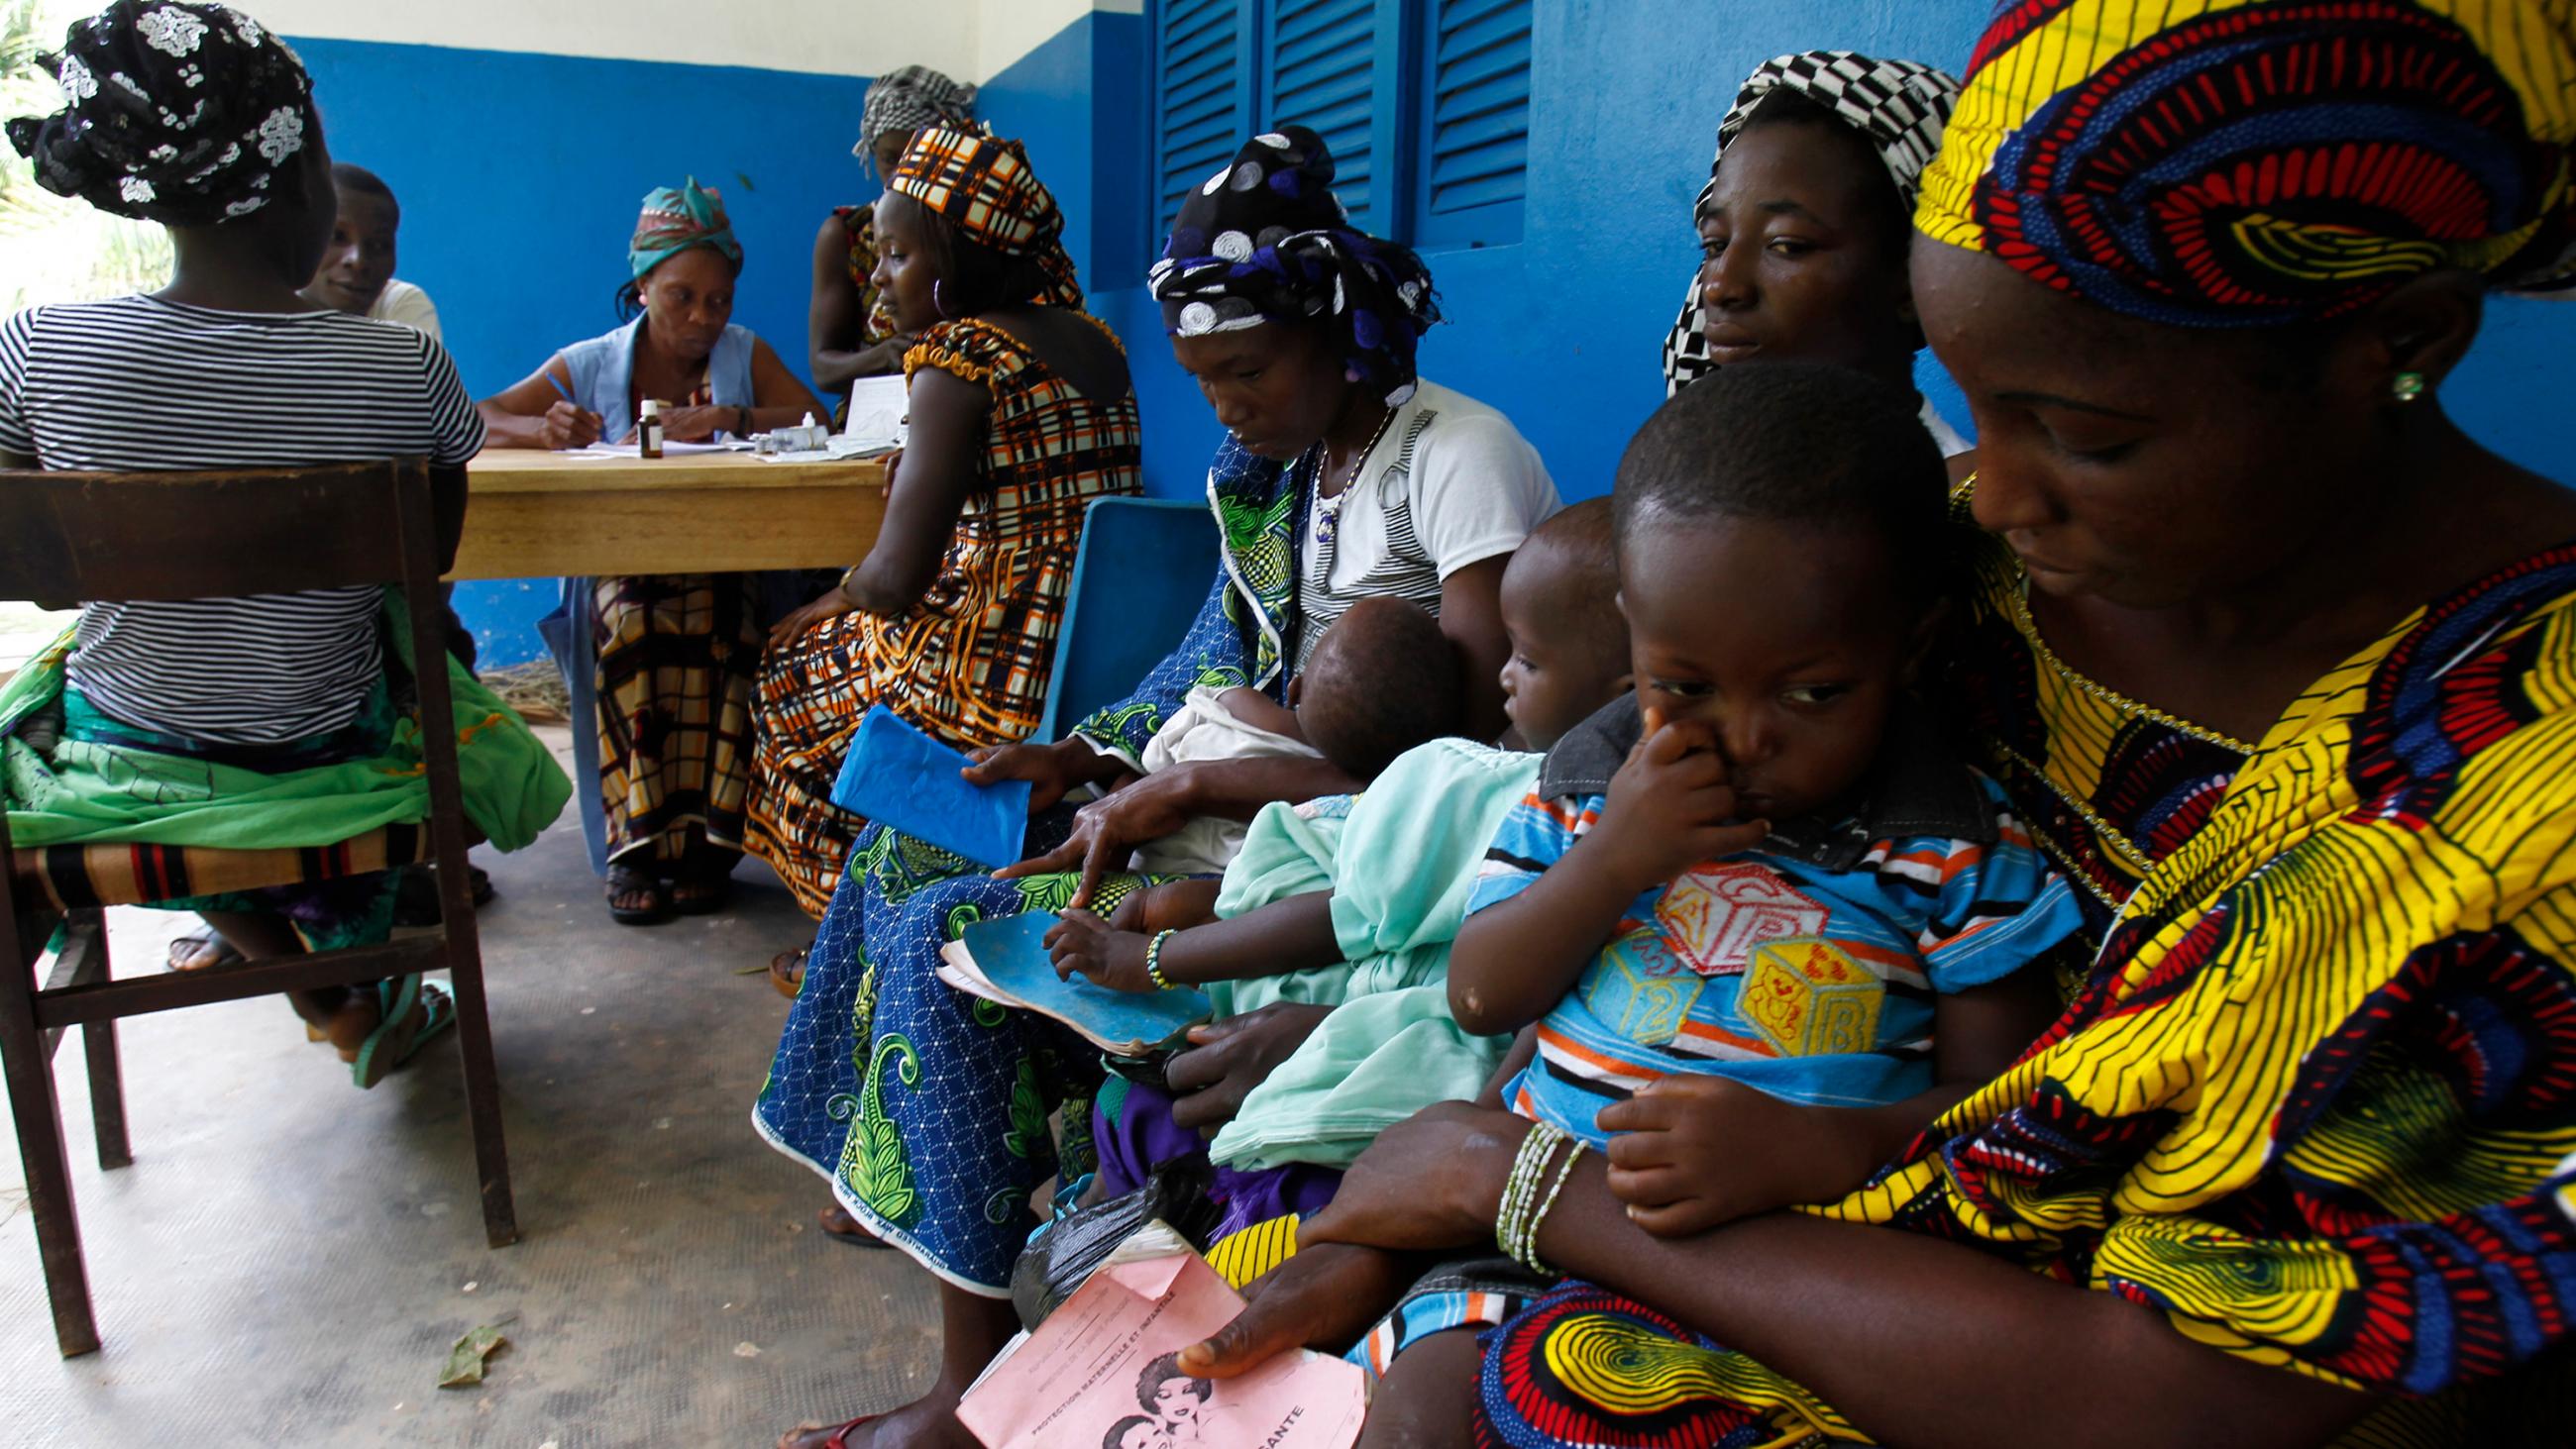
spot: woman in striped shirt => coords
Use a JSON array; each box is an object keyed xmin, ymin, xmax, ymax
[{"xmin": 1, "ymin": 2, "xmax": 566, "ymax": 1085}]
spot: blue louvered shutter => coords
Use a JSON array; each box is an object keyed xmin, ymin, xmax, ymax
[
  {"xmin": 1412, "ymin": 0, "xmax": 1531, "ymax": 246},
  {"xmin": 1155, "ymin": 0, "xmax": 1253, "ymax": 238},
  {"xmin": 1257, "ymin": 0, "xmax": 1402, "ymax": 233}
]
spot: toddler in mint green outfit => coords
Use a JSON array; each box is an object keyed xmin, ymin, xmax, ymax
[{"xmin": 1059, "ymin": 500, "xmax": 1633, "ymax": 1212}]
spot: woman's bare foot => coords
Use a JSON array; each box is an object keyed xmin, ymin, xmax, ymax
[
  {"xmin": 777, "ymin": 1389, "xmax": 981, "ymax": 1449},
  {"xmin": 779, "ymin": 1283, "xmax": 1018, "ymax": 1448},
  {"xmin": 286, "ymin": 985, "xmax": 381, "ymax": 1063},
  {"xmin": 165, "ymin": 930, "xmax": 245, "ymax": 973}
]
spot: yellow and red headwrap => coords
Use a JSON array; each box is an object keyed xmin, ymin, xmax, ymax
[
  {"xmin": 889, "ymin": 125, "xmax": 1085, "ymax": 310},
  {"xmin": 1917, "ymin": 0, "xmax": 2576, "ymax": 326}
]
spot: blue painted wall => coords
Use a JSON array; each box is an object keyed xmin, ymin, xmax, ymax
[
  {"xmin": 992, "ymin": 0, "xmax": 2572, "ymax": 506},
  {"xmin": 291, "ymin": 37, "xmax": 876, "ymax": 665},
  {"xmin": 308, "ymin": 1, "xmax": 2571, "ymax": 662}
]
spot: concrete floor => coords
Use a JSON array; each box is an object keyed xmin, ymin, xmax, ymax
[{"xmin": 0, "ymin": 729, "xmax": 942, "ymax": 1447}]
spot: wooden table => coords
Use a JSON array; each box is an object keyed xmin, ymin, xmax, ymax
[{"xmin": 451, "ymin": 448, "xmax": 887, "ymax": 579}]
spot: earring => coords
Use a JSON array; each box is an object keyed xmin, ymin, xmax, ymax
[
  {"xmin": 932, "ymin": 278, "xmax": 954, "ymax": 319},
  {"xmin": 2391, "ymin": 370, "xmax": 2427, "ymax": 404}
]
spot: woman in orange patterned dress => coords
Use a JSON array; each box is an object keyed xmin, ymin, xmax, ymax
[{"xmin": 747, "ymin": 127, "xmax": 1141, "ymax": 927}]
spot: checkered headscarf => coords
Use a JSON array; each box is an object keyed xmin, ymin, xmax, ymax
[
  {"xmin": 1663, "ymin": 52, "xmax": 1960, "ymax": 394},
  {"xmin": 889, "ymin": 126, "xmax": 1084, "ymax": 308},
  {"xmin": 857, "ymin": 64, "xmax": 977, "ymax": 175}
]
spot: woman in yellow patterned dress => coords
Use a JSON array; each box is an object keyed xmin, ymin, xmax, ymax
[{"xmin": 1181, "ymin": 4, "xmax": 2576, "ymax": 1446}]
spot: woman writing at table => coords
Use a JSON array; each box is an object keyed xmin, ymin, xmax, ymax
[{"xmin": 478, "ymin": 180, "xmax": 830, "ymax": 925}]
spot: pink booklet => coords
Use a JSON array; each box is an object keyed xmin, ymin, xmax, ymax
[{"xmin": 956, "ymin": 1229, "xmax": 1366, "ymax": 1449}]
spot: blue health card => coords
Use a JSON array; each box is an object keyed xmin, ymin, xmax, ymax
[
  {"xmin": 963, "ymin": 912, "xmax": 1212, "ymax": 1051},
  {"xmin": 829, "ymin": 705, "xmax": 1032, "ymax": 870}
]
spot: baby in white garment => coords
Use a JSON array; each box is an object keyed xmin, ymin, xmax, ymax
[{"xmin": 1128, "ymin": 596, "xmax": 1462, "ymax": 877}]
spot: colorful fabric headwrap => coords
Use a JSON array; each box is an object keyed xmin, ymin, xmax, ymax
[
  {"xmin": 1664, "ymin": 52, "xmax": 1961, "ymax": 393},
  {"xmin": 888, "ymin": 126, "xmax": 1085, "ymax": 309},
  {"xmin": 6, "ymin": 1, "xmax": 313, "ymax": 226},
  {"xmin": 1918, "ymin": 0, "xmax": 2576, "ymax": 327},
  {"xmin": 856, "ymin": 64, "xmax": 977, "ymax": 174},
  {"xmin": 629, "ymin": 177, "xmax": 742, "ymax": 281},
  {"xmin": 1151, "ymin": 126, "xmax": 1441, "ymax": 408}
]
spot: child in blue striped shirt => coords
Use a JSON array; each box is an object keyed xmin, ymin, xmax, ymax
[{"xmin": 1449, "ymin": 363, "xmax": 2082, "ymax": 1238}]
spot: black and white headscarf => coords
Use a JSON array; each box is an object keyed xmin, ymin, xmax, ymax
[
  {"xmin": 7, "ymin": 2, "xmax": 313, "ymax": 227},
  {"xmin": 855, "ymin": 64, "xmax": 977, "ymax": 175},
  {"xmin": 1149, "ymin": 126, "xmax": 1440, "ymax": 408},
  {"xmin": 1662, "ymin": 52, "xmax": 1960, "ymax": 394}
]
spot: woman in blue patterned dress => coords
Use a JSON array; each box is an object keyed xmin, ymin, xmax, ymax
[{"xmin": 768, "ymin": 127, "xmax": 1557, "ymax": 1449}]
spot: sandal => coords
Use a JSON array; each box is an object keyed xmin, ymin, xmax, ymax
[
  {"xmin": 768, "ymin": 944, "xmax": 809, "ymax": 999},
  {"xmin": 351, "ymin": 978, "xmax": 454, "ymax": 1089},
  {"xmin": 779, "ymin": 1416, "xmax": 879, "ymax": 1449},
  {"xmin": 818, "ymin": 1204, "xmax": 892, "ymax": 1250},
  {"xmin": 392, "ymin": 864, "xmax": 499, "ymax": 929},
  {"xmin": 165, "ymin": 930, "xmax": 246, "ymax": 974},
  {"xmin": 606, "ymin": 866, "xmax": 671, "ymax": 926},
  {"xmin": 671, "ymin": 875, "xmax": 733, "ymax": 916}
]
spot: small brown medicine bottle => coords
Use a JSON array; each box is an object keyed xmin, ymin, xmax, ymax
[{"xmin": 637, "ymin": 399, "xmax": 665, "ymax": 459}]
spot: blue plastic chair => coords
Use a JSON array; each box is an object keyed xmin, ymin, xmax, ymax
[{"xmin": 1035, "ymin": 496, "xmax": 1222, "ymax": 743}]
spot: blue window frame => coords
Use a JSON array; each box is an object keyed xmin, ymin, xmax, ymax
[
  {"xmin": 1412, "ymin": 0, "xmax": 1533, "ymax": 248},
  {"xmin": 1153, "ymin": 0, "xmax": 1252, "ymax": 245},
  {"xmin": 1148, "ymin": 0, "xmax": 1529, "ymax": 249}
]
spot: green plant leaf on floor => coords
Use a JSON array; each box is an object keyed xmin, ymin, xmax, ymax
[{"xmin": 437, "ymin": 1324, "xmax": 510, "ymax": 1388}]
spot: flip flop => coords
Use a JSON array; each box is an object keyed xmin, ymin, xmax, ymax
[
  {"xmin": 671, "ymin": 875, "xmax": 733, "ymax": 916},
  {"xmin": 606, "ymin": 867, "xmax": 671, "ymax": 927},
  {"xmin": 818, "ymin": 1204, "xmax": 893, "ymax": 1250},
  {"xmin": 350, "ymin": 977, "xmax": 455, "ymax": 1089},
  {"xmin": 779, "ymin": 1415, "xmax": 880, "ymax": 1449},
  {"xmin": 394, "ymin": 864, "xmax": 501, "ymax": 928},
  {"xmin": 768, "ymin": 945, "xmax": 809, "ymax": 999},
  {"xmin": 166, "ymin": 930, "xmax": 246, "ymax": 974}
]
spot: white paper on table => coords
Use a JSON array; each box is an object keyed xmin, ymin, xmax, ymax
[
  {"xmin": 559, "ymin": 440, "xmax": 749, "ymax": 459},
  {"xmin": 956, "ymin": 1233, "xmax": 1365, "ymax": 1449},
  {"xmin": 843, "ymin": 374, "xmax": 911, "ymax": 452}
]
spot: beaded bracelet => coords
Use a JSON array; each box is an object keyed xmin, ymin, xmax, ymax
[
  {"xmin": 1521, "ymin": 1141, "xmax": 1588, "ymax": 1275},
  {"xmin": 1495, "ymin": 1122, "xmax": 1570, "ymax": 1271},
  {"xmin": 1142, "ymin": 929, "xmax": 1180, "ymax": 990}
]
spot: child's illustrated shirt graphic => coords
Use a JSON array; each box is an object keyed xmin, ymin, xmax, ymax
[{"xmin": 1471, "ymin": 697, "xmax": 2083, "ymax": 1146}]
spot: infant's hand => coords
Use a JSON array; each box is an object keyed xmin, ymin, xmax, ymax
[
  {"xmin": 1595, "ymin": 1076, "xmax": 1873, "ymax": 1237},
  {"xmin": 1590, "ymin": 711, "xmax": 1766, "ymax": 892},
  {"xmin": 1111, "ymin": 880, "xmax": 1224, "ymax": 936},
  {"xmin": 1043, "ymin": 907, "xmax": 1160, "ymax": 993}
]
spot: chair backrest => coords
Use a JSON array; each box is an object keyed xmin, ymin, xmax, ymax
[
  {"xmin": 0, "ymin": 460, "xmax": 469, "ymax": 922},
  {"xmin": 0, "ymin": 461, "xmax": 439, "ymax": 604},
  {"xmin": 1034, "ymin": 496, "xmax": 1223, "ymax": 743}
]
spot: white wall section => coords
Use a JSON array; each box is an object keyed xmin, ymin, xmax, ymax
[
  {"xmin": 977, "ymin": 0, "xmax": 1140, "ymax": 81},
  {"xmin": 243, "ymin": 0, "xmax": 1135, "ymax": 81}
]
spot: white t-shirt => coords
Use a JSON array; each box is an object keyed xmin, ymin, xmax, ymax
[
  {"xmin": 367, "ymin": 278, "xmax": 442, "ymax": 340},
  {"xmin": 1297, "ymin": 378, "xmax": 1556, "ymax": 667}
]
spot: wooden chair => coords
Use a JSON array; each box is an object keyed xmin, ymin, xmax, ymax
[{"xmin": 0, "ymin": 461, "xmax": 515, "ymax": 1357}]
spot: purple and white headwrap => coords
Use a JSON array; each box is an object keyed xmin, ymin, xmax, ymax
[
  {"xmin": 1149, "ymin": 126, "xmax": 1440, "ymax": 408},
  {"xmin": 7, "ymin": 2, "xmax": 313, "ymax": 227}
]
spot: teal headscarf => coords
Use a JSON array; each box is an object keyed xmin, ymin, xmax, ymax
[{"xmin": 628, "ymin": 176, "xmax": 742, "ymax": 279}]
